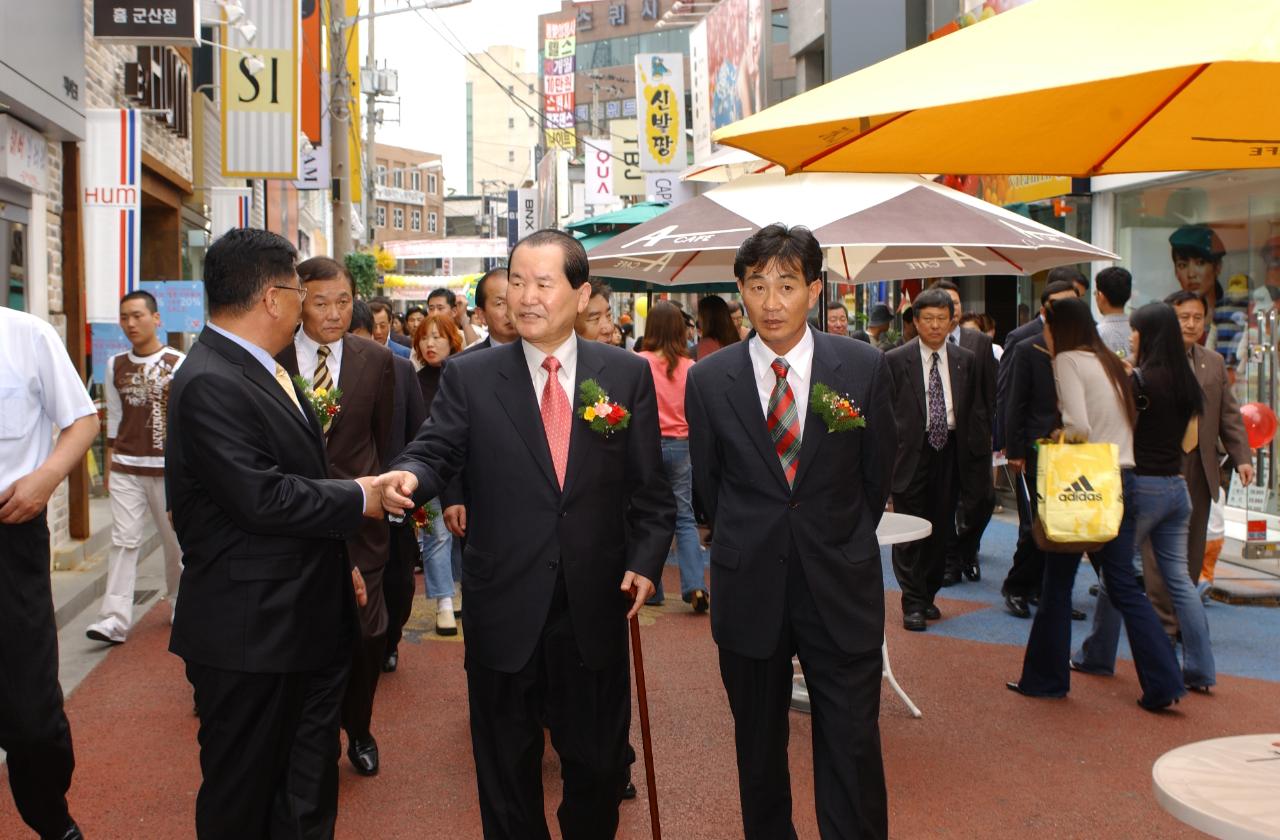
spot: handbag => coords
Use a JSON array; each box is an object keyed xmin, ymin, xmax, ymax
[{"xmin": 1030, "ymin": 432, "xmax": 1122, "ymax": 553}]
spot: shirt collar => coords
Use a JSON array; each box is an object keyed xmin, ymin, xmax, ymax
[
  {"xmin": 948, "ymin": 325, "xmax": 962, "ymax": 345},
  {"xmin": 207, "ymin": 321, "xmax": 279, "ymax": 376},
  {"xmin": 749, "ymin": 326, "xmax": 815, "ymax": 381},
  {"xmin": 295, "ymin": 327, "xmax": 342, "ymax": 360},
  {"xmin": 522, "ymin": 333, "xmax": 578, "ymax": 375},
  {"xmin": 1100, "ymin": 313, "xmax": 1129, "ymax": 323},
  {"xmin": 919, "ymin": 338, "xmax": 948, "ymax": 364}
]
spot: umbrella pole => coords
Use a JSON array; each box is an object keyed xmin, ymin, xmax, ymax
[
  {"xmin": 819, "ymin": 271, "xmax": 829, "ymax": 332},
  {"xmin": 630, "ymin": 615, "xmax": 661, "ymax": 839}
]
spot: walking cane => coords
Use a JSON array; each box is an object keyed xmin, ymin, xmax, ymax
[{"xmin": 630, "ymin": 615, "xmax": 662, "ymax": 839}]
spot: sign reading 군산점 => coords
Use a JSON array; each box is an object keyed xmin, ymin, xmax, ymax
[{"xmin": 635, "ymin": 53, "xmax": 684, "ymax": 172}]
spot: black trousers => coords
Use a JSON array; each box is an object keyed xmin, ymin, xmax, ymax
[
  {"xmin": 465, "ymin": 582, "xmax": 631, "ymax": 840},
  {"xmin": 891, "ymin": 433, "xmax": 958, "ymax": 614},
  {"xmin": 719, "ymin": 556, "xmax": 887, "ymax": 840},
  {"xmin": 947, "ymin": 469, "xmax": 995, "ymax": 574},
  {"xmin": 1002, "ymin": 449, "xmax": 1045, "ymax": 598},
  {"xmin": 341, "ymin": 564, "xmax": 387, "ymax": 742},
  {"xmin": 186, "ymin": 661, "xmax": 348, "ymax": 840},
  {"xmin": 0, "ymin": 513, "xmax": 77, "ymax": 840},
  {"xmin": 383, "ymin": 524, "xmax": 419, "ymax": 656}
]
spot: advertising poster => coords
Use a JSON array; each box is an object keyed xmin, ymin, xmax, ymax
[
  {"xmin": 543, "ymin": 19, "xmax": 577, "ymax": 150},
  {"xmin": 634, "ymin": 53, "xmax": 684, "ymax": 172},
  {"xmin": 704, "ymin": 0, "xmax": 765, "ymax": 137},
  {"xmin": 220, "ymin": 0, "xmax": 301, "ymax": 178},
  {"xmin": 82, "ymin": 109, "xmax": 141, "ymax": 324}
]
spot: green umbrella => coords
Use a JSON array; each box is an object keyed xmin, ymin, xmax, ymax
[{"xmin": 565, "ymin": 202, "xmax": 670, "ymax": 235}]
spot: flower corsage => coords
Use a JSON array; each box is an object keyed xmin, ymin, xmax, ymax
[
  {"xmin": 577, "ymin": 379, "xmax": 630, "ymax": 436},
  {"xmin": 292, "ymin": 375, "xmax": 343, "ymax": 432},
  {"xmin": 810, "ymin": 383, "xmax": 866, "ymax": 432}
]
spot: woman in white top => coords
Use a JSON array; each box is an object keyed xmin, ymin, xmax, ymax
[{"xmin": 1007, "ymin": 296, "xmax": 1179, "ymax": 704}]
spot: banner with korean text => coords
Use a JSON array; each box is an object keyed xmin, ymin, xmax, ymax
[
  {"xmin": 221, "ymin": 0, "xmax": 300, "ymax": 178},
  {"xmin": 543, "ymin": 19, "xmax": 576, "ymax": 150},
  {"xmin": 82, "ymin": 109, "xmax": 141, "ymax": 323},
  {"xmin": 635, "ymin": 53, "xmax": 684, "ymax": 172}
]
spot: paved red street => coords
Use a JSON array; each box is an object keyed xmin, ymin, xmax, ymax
[{"xmin": 4, "ymin": 560, "xmax": 1278, "ymax": 839}]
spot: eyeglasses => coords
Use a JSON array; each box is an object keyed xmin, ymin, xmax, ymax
[{"xmin": 273, "ymin": 284, "xmax": 308, "ymax": 301}]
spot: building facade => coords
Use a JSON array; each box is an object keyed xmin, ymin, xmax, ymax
[
  {"xmin": 371, "ymin": 142, "xmax": 445, "ymax": 247},
  {"xmin": 465, "ymin": 45, "xmax": 539, "ymax": 195}
]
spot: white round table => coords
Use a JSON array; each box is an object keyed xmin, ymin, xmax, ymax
[
  {"xmin": 791, "ymin": 512, "xmax": 931, "ymax": 718},
  {"xmin": 1152, "ymin": 734, "xmax": 1280, "ymax": 839}
]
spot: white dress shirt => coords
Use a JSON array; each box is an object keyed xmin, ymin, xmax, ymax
[
  {"xmin": 748, "ymin": 327, "xmax": 814, "ymax": 435},
  {"xmin": 522, "ymin": 334, "xmax": 578, "ymax": 403},
  {"xmin": 0, "ymin": 308, "xmax": 97, "ymax": 493},
  {"xmin": 295, "ymin": 329, "xmax": 344, "ymax": 388},
  {"xmin": 918, "ymin": 339, "xmax": 956, "ymax": 430}
]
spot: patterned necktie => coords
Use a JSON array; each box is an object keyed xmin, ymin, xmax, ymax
[
  {"xmin": 273, "ymin": 363, "xmax": 304, "ymax": 414},
  {"xmin": 766, "ymin": 358, "xmax": 801, "ymax": 487},
  {"xmin": 313, "ymin": 344, "xmax": 333, "ymax": 392},
  {"xmin": 927, "ymin": 351, "xmax": 947, "ymax": 451},
  {"xmin": 540, "ymin": 356, "xmax": 571, "ymax": 488}
]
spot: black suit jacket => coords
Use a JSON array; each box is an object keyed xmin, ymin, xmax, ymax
[
  {"xmin": 167, "ymin": 327, "xmax": 363, "ymax": 673},
  {"xmin": 388, "ymin": 353, "xmax": 426, "ymax": 465},
  {"xmin": 390, "ymin": 337, "xmax": 675, "ymax": 672},
  {"xmin": 956, "ymin": 329, "xmax": 996, "ymax": 492},
  {"xmin": 686, "ymin": 331, "xmax": 897, "ymax": 660},
  {"xmin": 995, "ymin": 316, "xmax": 1043, "ymax": 449},
  {"xmin": 885, "ymin": 338, "xmax": 980, "ymax": 494},
  {"xmin": 278, "ymin": 335, "xmax": 395, "ymax": 574},
  {"xmin": 1004, "ymin": 336, "xmax": 1060, "ymax": 461}
]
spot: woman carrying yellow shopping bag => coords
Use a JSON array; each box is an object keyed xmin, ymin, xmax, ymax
[{"xmin": 1008, "ymin": 298, "xmax": 1185, "ymax": 710}]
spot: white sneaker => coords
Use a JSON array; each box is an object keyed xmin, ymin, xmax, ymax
[{"xmin": 85, "ymin": 621, "xmax": 125, "ymax": 645}]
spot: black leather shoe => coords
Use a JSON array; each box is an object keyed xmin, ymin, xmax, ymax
[
  {"xmin": 1003, "ymin": 593, "xmax": 1031, "ymax": 619},
  {"xmin": 381, "ymin": 649, "xmax": 398, "ymax": 673},
  {"xmin": 348, "ymin": 736, "xmax": 379, "ymax": 776},
  {"xmin": 1070, "ymin": 608, "xmax": 1087, "ymax": 621},
  {"xmin": 963, "ymin": 562, "xmax": 981, "ymax": 582},
  {"xmin": 940, "ymin": 570, "xmax": 960, "ymax": 587},
  {"xmin": 57, "ymin": 823, "xmax": 84, "ymax": 840},
  {"xmin": 1088, "ymin": 583, "xmax": 1099, "ymax": 597},
  {"xmin": 690, "ymin": 589, "xmax": 710, "ymax": 614},
  {"xmin": 902, "ymin": 611, "xmax": 927, "ymax": 632},
  {"xmin": 924, "ymin": 604, "xmax": 941, "ymax": 621},
  {"xmin": 621, "ymin": 781, "xmax": 637, "ymax": 800},
  {"xmin": 1006, "ymin": 681, "xmax": 1065, "ymax": 699},
  {"xmin": 1137, "ymin": 696, "xmax": 1179, "ymax": 713}
]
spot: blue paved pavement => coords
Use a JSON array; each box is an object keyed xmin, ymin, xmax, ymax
[{"xmin": 879, "ymin": 514, "xmax": 1280, "ymax": 683}]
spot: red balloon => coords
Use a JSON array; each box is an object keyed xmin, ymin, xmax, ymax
[{"xmin": 1240, "ymin": 402, "xmax": 1278, "ymax": 450}]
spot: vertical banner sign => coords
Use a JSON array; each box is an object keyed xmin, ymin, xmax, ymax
[
  {"xmin": 507, "ymin": 188, "xmax": 540, "ymax": 247},
  {"xmin": 221, "ymin": 0, "xmax": 301, "ymax": 178},
  {"xmin": 210, "ymin": 187, "xmax": 253, "ymax": 239},
  {"xmin": 585, "ymin": 139, "xmax": 614, "ymax": 206},
  {"xmin": 609, "ymin": 119, "xmax": 644, "ymax": 197},
  {"xmin": 635, "ymin": 53, "xmax": 684, "ymax": 172},
  {"xmin": 344, "ymin": 0, "xmax": 362, "ymax": 203},
  {"xmin": 689, "ymin": 22, "xmax": 711, "ymax": 163},
  {"xmin": 645, "ymin": 173, "xmax": 696, "ymax": 206},
  {"xmin": 300, "ymin": 0, "xmax": 322, "ymax": 145},
  {"xmin": 506, "ymin": 190, "xmax": 519, "ymax": 249},
  {"xmin": 83, "ymin": 109, "xmax": 142, "ymax": 324},
  {"xmin": 543, "ymin": 19, "xmax": 576, "ymax": 150}
]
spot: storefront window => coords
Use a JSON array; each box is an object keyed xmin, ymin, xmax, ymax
[
  {"xmin": 2, "ymin": 219, "xmax": 27, "ymax": 310},
  {"xmin": 1115, "ymin": 170, "xmax": 1280, "ymax": 521}
]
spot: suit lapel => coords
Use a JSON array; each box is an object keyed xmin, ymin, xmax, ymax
[
  {"xmin": 791, "ymin": 334, "xmax": 840, "ymax": 492},
  {"xmin": 725, "ymin": 343, "xmax": 791, "ymax": 493},
  {"xmin": 494, "ymin": 339, "xmax": 560, "ymax": 492},
  {"xmin": 561, "ymin": 337, "xmax": 599, "ymax": 499},
  {"xmin": 906, "ymin": 339, "xmax": 927, "ymax": 420},
  {"xmin": 947, "ymin": 347, "xmax": 968, "ymax": 421},
  {"xmin": 329, "ymin": 335, "xmax": 366, "ymax": 439}
]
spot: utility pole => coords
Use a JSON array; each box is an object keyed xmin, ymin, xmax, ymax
[
  {"xmin": 364, "ymin": 9, "xmax": 377, "ymax": 245},
  {"xmin": 328, "ymin": 0, "xmax": 353, "ymax": 255}
]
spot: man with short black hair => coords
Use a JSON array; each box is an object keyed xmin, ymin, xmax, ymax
[
  {"xmin": 429, "ymin": 287, "xmax": 482, "ymax": 347},
  {"xmin": 1094, "ymin": 266, "xmax": 1133, "ymax": 358},
  {"xmin": 403, "ymin": 306, "xmax": 426, "ymax": 341},
  {"xmin": 86, "ymin": 291, "xmax": 185, "ymax": 646},
  {"xmin": 167, "ymin": 228, "xmax": 384, "ymax": 838},
  {"xmin": 826, "ymin": 300, "xmax": 850, "ymax": 336},
  {"xmin": 575, "ymin": 279, "xmax": 614, "ymax": 342},
  {"xmin": 376, "ymin": 228, "xmax": 674, "ymax": 839},
  {"xmin": 368, "ymin": 298, "xmax": 411, "ymax": 360},
  {"xmin": 470, "ymin": 267, "xmax": 517, "ymax": 348},
  {"xmin": 687, "ymin": 223, "xmax": 896, "ymax": 839}
]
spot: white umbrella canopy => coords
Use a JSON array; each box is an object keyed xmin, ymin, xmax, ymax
[
  {"xmin": 587, "ymin": 172, "xmax": 1115, "ymax": 287},
  {"xmin": 678, "ymin": 146, "xmax": 779, "ymax": 183}
]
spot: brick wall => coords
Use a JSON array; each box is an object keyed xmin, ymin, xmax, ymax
[{"xmin": 42, "ymin": 140, "xmax": 73, "ymax": 548}]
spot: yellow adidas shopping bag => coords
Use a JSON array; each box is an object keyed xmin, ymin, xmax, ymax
[{"xmin": 1034, "ymin": 436, "xmax": 1122, "ymax": 552}]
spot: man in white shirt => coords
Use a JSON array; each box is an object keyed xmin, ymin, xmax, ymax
[
  {"xmin": 1094, "ymin": 266, "xmax": 1133, "ymax": 359},
  {"xmin": 884, "ymin": 288, "xmax": 980, "ymax": 632},
  {"xmin": 87, "ymin": 291, "xmax": 185, "ymax": 645},
  {"xmin": 0, "ymin": 306, "xmax": 99, "ymax": 840}
]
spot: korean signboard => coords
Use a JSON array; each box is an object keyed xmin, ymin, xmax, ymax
[
  {"xmin": 543, "ymin": 19, "xmax": 577, "ymax": 150},
  {"xmin": 634, "ymin": 53, "xmax": 684, "ymax": 172},
  {"xmin": 221, "ymin": 0, "xmax": 301, "ymax": 178},
  {"xmin": 93, "ymin": 0, "xmax": 198, "ymax": 46}
]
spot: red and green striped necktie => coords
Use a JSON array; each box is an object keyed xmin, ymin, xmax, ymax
[{"xmin": 766, "ymin": 357, "xmax": 801, "ymax": 487}]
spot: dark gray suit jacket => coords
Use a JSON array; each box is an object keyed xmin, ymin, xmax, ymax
[{"xmin": 885, "ymin": 338, "xmax": 980, "ymax": 495}]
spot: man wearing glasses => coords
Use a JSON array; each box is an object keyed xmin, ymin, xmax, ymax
[{"xmin": 167, "ymin": 228, "xmax": 385, "ymax": 839}]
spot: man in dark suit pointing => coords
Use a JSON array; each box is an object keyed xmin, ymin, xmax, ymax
[
  {"xmin": 166, "ymin": 228, "xmax": 384, "ymax": 839},
  {"xmin": 376, "ymin": 229, "xmax": 674, "ymax": 839},
  {"xmin": 686, "ymin": 225, "xmax": 897, "ymax": 840}
]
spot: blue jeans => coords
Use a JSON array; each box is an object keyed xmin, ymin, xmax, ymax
[
  {"xmin": 1070, "ymin": 472, "xmax": 1196, "ymax": 703},
  {"xmin": 651, "ymin": 438, "xmax": 708, "ymax": 602},
  {"xmin": 417, "ymin": 498, "xmax": 454, "ymax": 600}
]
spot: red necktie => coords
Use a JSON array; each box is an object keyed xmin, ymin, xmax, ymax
[
  {"xmin": 540, "ymin": 356, "xmax": 570, "ymax": 488},
  {"xmin": 766, "ymin": 358, "xmax": 801, "ymax": 487}
]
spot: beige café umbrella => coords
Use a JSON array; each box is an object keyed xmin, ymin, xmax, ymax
[{"xmin": 587, "ymin": 171, "xmax": 1116, "ymax": 286}]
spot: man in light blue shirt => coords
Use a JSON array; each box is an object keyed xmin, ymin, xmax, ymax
[{"xmin": 1094, "ymin": 266, "xmax": 1132, "ymax": 359}]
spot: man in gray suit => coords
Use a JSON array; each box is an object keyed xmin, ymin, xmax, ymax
[{"xmin": 1148, "ymin": 290, "xmax": 1253, "ymax": 630}]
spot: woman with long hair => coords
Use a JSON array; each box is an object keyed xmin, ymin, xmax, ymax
[
  {"xmin": 1008, "ymin": 297, "xmax": 1185, "ymax": 709},
  {"xmin": 695, "ymin": 295, "xmax": 741, "ymax": 360},
  {"xmin": 412, "ymin": 313, "xmax": 464, "ymax": 635},
  {"xmin": 638, "ymin": 301, "xmax": 709, "ymax": 611},
  {"xmin": 1072, "ymin": 302, "xmax": 1214, "ymax": 697}
]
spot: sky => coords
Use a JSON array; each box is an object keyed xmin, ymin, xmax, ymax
[{"xmin": 367, "ymin": 0, "xmax": 563, "ymax": 192}]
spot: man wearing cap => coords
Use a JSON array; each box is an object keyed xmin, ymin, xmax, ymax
[
  {"xmin": 866, "ymin": 304, "xmax": 897, "ymax": 350},
  {"xmin": 1170, "ymin": 224, "xmax": 1243, "ymax": 364}
]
